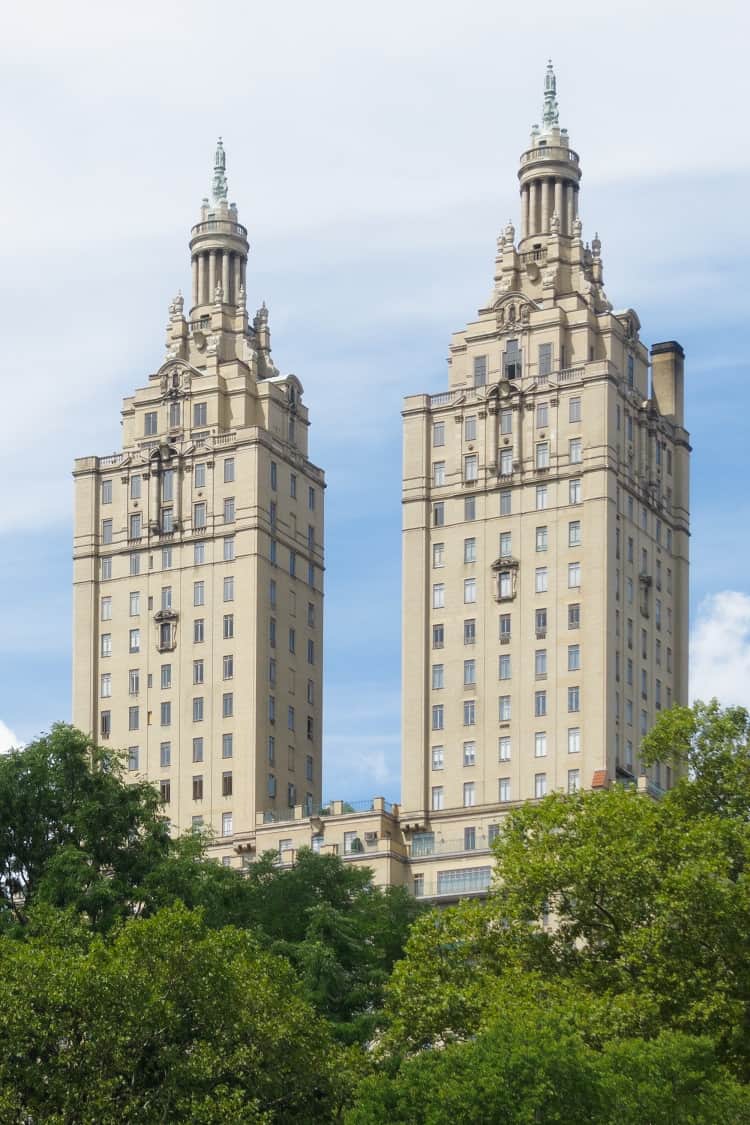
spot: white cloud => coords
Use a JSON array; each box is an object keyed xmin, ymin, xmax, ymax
[
  {"xmin": 0, "ymin": 721, "xmax": 20, "ymax": 754},
  {"xmin": 690, "ymin": 591, "xmax": 750, "ymax": 709}
]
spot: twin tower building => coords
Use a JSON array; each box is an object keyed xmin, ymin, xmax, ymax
[{"xmin": 73, "ymin": 68, "xmax": 690, "ymax": 900}]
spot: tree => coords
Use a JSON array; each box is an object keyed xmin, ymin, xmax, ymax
[
  {"xmin": 0, "ymin": 724, "xmax": 169, "ymax": 929},
  {"xmin": 0, "ymin": 904, "xmax": 349, "ymax": 1123}
]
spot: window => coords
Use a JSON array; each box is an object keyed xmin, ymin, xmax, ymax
[
  {"xmin": 160, "ymin": 586, "xmax": 172, "ymax": 612},
  {"xmin": 536, "ymin": 403, "xmax": 550, "ymax": 432},
  {"xmin": 192, "ymin": 737, "xmax": 204, "ymax": 763},
  {"xmin": 433, "ymin": 461, "xmax": 446, "ymax": 487},
  {"xmin": 568, "ymin": 769, "xmax": 581, "ymax": 794},
  {"xmin": 432, "ymin": 421, "xmax": 445, "ymax": 447},
  {"xmin": 307, "ymin": 638, "xmax": 315, "ymax": 664},
  {"xmin": 464, "ymin": 415, "xmax": 477, "ymax": 441},
  {"xmin": 500, "ymin": 489, "xmax": 512, "ymax": 515},
  {"xmin": 432, "ymin": 705, "xmax": 444, "ymax": 731},
  {"xmin": 193, "ymin": 697, "xmax": 204, "ymax": 722},
  {"xmin": 500, "ymin": 409, "xmax": 513, "ymax": 435},
  {"xmin": 290, "ymin": 474, "xmax": 297, "ymax": 499},
  {"xmin": 463, "ymin": 781, "xmax": 476, "ymax": 807},
  {"xmin": 433, "ymin": 583, "xmax": 445, "ymax": 609},
  {"xmin": 101, "ymin": 479, "xmax": 113, "ymax": 506},
  {"xmin": 129, "ymin": 629, "xmax": 140, "ymax": 653},
  {"xmin": 535, "ymin": 732, "xmax": 547, "ymax": 757},
  {"xmin": 432, "ymin": 664, "xmax": 444, "ymax": 691},
  {"xmin": 102, "ymin": 518, "xmax": 113, "ymax": 544},
  {"xmin": 144, "ymin": 411, "xmax": 157, "ymax": 436},
  {"xmin": 568, "ymin": 644, "xmax": 581, "ymax": 671},
  {"xmin": 499, "ymin": 614, "xmax": 511, "ymax": 640},
  {"xmin": 465, "ymin": 495, "xmax": 476, "ymax": 520},
  {"xmin": 536, "ymin": 484, "xmax": 548, "ymax": 510},
  {"xmin": 627, "ymin": 353, "xmax": 635, "ymax": 387},
  {"xmin": 222, "ymin": 771, "xmax": 233, "ymax": 797},
  {"xmin": 504, "ymin": 338, "xmax": 521, "ymax": 378},
  {"xmin": 535, "ymin": 649, "xmax": 547, "ymax": 678},
  {"xmin": 431, "ymin": 786, "xmax": 444, "ymax": 811},
  {"xmin": 499, "ymin": 448, "xmax": 513, "ymax": 475},
  {"xmin": 464, "ymin": 826, "xmax": 477, "ymax": 850},
  {"xmin": 169, "ymin": 402, "xmax": 181, "ymax": 429},
  {"xmin": 126, "ymin": 705, "xmax": 139, "ymax": 731},
  {"xmin": 159, "ymin": 701, "xmax": 171, "ymax": 727},
  {"xmin": 473, "ymin": 354, "xmax": 487, "ymax": 386},
  {"xmin": 464, "ymin": 454, "xmax": 478, "ymax": 482},
  {"xmin": 433, "ymin": 542, "xmax": 445, "ymax": 568},
  {"xmin": 268, "ymin": 774, "xmax": 277, "ymax": 798},
  {"xmin": 499, "ymin": 777, "xmax": 511, "ymax": 802},
  {"xmin": 498, "ymin": 570, "xmax": 513, "ymax": 598},
  {"xmin": 431, "ymin": 746, "xmax": 444, "ymax": 770},
  {"xmin": 463, "ymin": 741, "xmax": 476, "ymax": 767},
  {"xmin": 269, "ymin": 657, "xmax": 276, "ymax": 684},
  {"xmin": 269, "ymin": 500, "xmax": 277, "ymax": 528},
  {"xmin": 267, "ymin": 736, "xmax": 276, "ymax": 765},
  {"xmin": 193, "ymin": 501, "xmax": 207, "ymax": 528},
  {"xmin": 568, "ymin": 727, "xmax": 581, "ymax": 754},
  {"xmin": 534, "ymin": 773, "xmax": 547, "ymax": 798},
  {"xmin": 433, "ymin": 502, "xmax": 445, "ymax": 527},
  {"xmin": 569, "ymin": 396, "xmax": 581, "ymax": 422},
  {"xmin": 194, "ymin": 618, "xmax": 205, "ymax": 643},
  {"xmin": 193, "ymin": 581, "xmax": 205, "ymax": 607},
  {"xmin": 307, "ymin": 678, "xmax": 315, "ymax": 705},
  {"xmin": 535, "ymin": 608, "xmax": 547, "ymax": 635},
  {"xmin": 160, "ymin": 664, "xmax": 172, "ymax": 690},
  {"xmin": 160, "ymin": 508, "xmax": 173, "ymax": 534},
  {"xmin": 305, "ymin": 754, "xmax": 314, "ymax": 781},
  {"xmin": 100, "ymin": 710, "xmax": 111, "ymax": 738},
  {"xmin": 222, "ymin": 535, "xmax": 235, "ymax": 563},
  {"xmin": 464, "ymin": 578, "xmax": 477, "ymax": 604},
  {"xmin": 433, "ymin": 624, "xmax": 445, "ymax": 649},
  {"xmin": 192, "ymin": 775, "xmax": 204, "ymax": 801},
  {"xmin": 535, "ymin": 567, "xmax": 548, "ymax": 593},
  {"xmin": 568, "ymin": 686, "xmax": 580, "ymax": 713},
  {"xmin": 223, "ymin": 576, "xmax": 234, "ymax": 603},
  {"xmin": 499, "ymin": 736, "xmax": 511, "ymax": 761},
  {"xmin": 221, "ymin": 811, "xmax": 233, "ymax": 837},
  {"xmin": 192, "ymin": 659, "xmax": 204, "ymax": 685},
  {"xmin": 129, "ymin": 669, "xmax": 140, "ymax": 695},
  {"xmin": 193, "ymin": 462, "xmax": 207, "ymax": 489},
  {"xmin": 568, "ymin": 562, "xmax": 581, "ymax": 588},
  {"xmin": 127, "ymin": 746, "xmax": 139, "ymax": 772},
  {"xmin": 101, "ymin": 557, "xmax": 112, "ymax": 581},
  {"xmin": 100, "ymin": 595, "xmax": 112, "ymax": 621},
  {"xmin": 163, "ymin": 546, "xmax": 173, "ymax": 569},
  {"xmin": 538, "ymin": 343, "xmax": 553, "ymax": 378},
  {"xmin": 223, "ymin": 457, "xmax": 235, "ymax": 484},
  {"xmin": 464, "ymin": 659, "xmax": 476, "ymax": 686},
  {"xmin": 100, "ymin": 633, "xmax": 112, "ymax": 658},
  {"xmin": 270, "ymin": 539, "xmax": 277, "ymax": 565},
  {"xmin": 269, "ymin": 460, "xmax": 277, "ymax": 491},
  {"xmin": 499, "ymin": 695, "xmax": 511, "ymax": 721},
  {"xmin": 223, "ymin": 497, "xmax": 235, "ymax": 523},
  {"xmin": 499, "ymin": 654, "xmax": 511, "ymax": 680},
  {"xmin": 535, "ymin": 690, "xmax": 547, "ymax": 717},
  {"xmin": 535, "ymin": 526, "xmax": 548, "ymax": 552},
  {"xmin": 536, "ymin": 442, "xmax": 549, "ymax": 469},
  {"xmin": 100, "ymin": 672, "xmax": 111, "ymax": 699},
  {"xmin": 568, "ymin": 520, "xmax": 582, "ymax": 547},
  {"xmin": 159, "ymin": 741, "xmax": 171, "ymax": 768}
]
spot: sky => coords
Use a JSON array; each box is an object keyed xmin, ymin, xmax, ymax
[{"xmin": 1, "ymin": 0, "xmax": 748, "ymax": 802}]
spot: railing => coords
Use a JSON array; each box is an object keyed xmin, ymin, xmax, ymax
[
  {"xmin": 191, "ymin": 220, "xmax": 248, "ymax": 238},
  {"xmin": 99, "ymin": 453, "xmax": 125, "ymax": 467},
  {"xmin": 213, "ymin": 432, "xmax": 237, "ymax": 446},
  {"xmin": 413, "ymin": 866, "xmax": 493, "ymax": 898},
  {"xmin": 520, "ymin": 247, "xmax": 548, "ymax": 264},
  {"xmin": 558, "ymin": 366, "xmax": 585, "ymax": 382},
  {"xmin": 188, "ymin": 317, "xmax": 211, "ymax": 331},
  {"xmin": 520, "ymin": 145, "xmax": 579, "ymax": 165},
  {"xmin": 409, "ymin": 836, "xmax": 494, "ymax": 858}
]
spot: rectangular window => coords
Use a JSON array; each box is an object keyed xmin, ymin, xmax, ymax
[
  {"xmin": 223, "ymin": 536, "xmax": 235, "ymax": 562},
  {"xmin": 192, "ymin": 775, "xmax": 204, "ymax": 801},
  {"xmin": 536, "ymin": 401, "xmax": 549, "ymax": 429},
  {"xmin": 464, "ymin": 578, "xmax": 476, "ymax": 604},
  {"xmin": 463, "ymin": 781, "xmax": 476, "ymax": 807},
  {"xmin": 193, "ymin": 581, "xmax": 205, "ymax": 607},
  {"xmin": 464, "ymin": 826, "xmax": 476, "ymax": 850},
  {"xmin": 101, "ymin": 479, "xmax": 113, "ymax": 505},
  {"xmin": 569, "ymin": 396, "xmax": 581, "ymax": 422},
  {"xmin": 101, "ymin": 557, "xmax": 112, "ymax": 581},
  {"xmin": 499, "ymin": 654, "xmax": 511, "ymax": 680},
  {"xmin": 169, "ymin": 402, "xmax": 181, "ymax": 428},
  {"xmin": 194, "ymin": 462, "xmax": 206, "ymax": 488},
  {"xmin": 535, "ymin": 649, "xmax": 547, "ymax": 677},
  {"xmin": 144, "ymin": 411, "xmax": 157, "ymax": 436},
  {"xmin": 223, "ymin": 457, "xmax": 235, "ymax": 483},
  {"xmin": 223, "ymin": 497, "xmax": 235, "ymax": 523},
  {"xmin": 535, "ymin": 731, "xmax": 547, "ymax": 758},
  {"xmin": 193, "ymin": 697, "xmax": 204, "ymax": 722},
  {"xmin": 100, "ymin": 595, "xmax": 112, "ymax": 621},
  {"xmin": 568, "ymin": 686, "xmax": 581, "ymax": 713},
  {"xmin": 433, "ymin": 583, "xmax": 445, "ymax": 609},
  {"xmin": 193, "ymin": 543, "xmax": 204, "ymax": 566},
  {"xmin": 568, "ymin": 520, "xmax": 582, "ymax": 547},
  {"xmin": 535, "ymin": 608, "xmax": 547, "ymax": 635},
  {"xmin": 129, "ymin": 629, "xmax": 140, "ymax": 653},
  {"xmin": 465, "ymin": 495, "xmax": 476, "ymax": 520},
  {"xmin": 534, "ymin": 773, "xmax": 547, "ymax": 798},
  {"xmin": 568, "ymin": 769, "xmax": 580, "ymax": 793},
  {"xmin": 100, "ymin": 634, "xmax": 112, "ymax": 658},
  {"xmin": 569, "ymin": 438, "xmax": 582, "ymax": 464},
  {"xmin": 535, "ymin": 567, "xmax": 548, "ymax": 593},
  {"xmin": 102, "ymin": 519, "xmax": 113, "ymax": 544},
  {"xmin": 499, "ymin": 695, "xmax": 511, "ymax": 721},
  {"xmin": 568, "ymin": 727, "xmax": 581, "ymax": 754},
  {"xmin": 433, "ymin": 542, "xmax": 445, "ymax": 568},
  {"xmin": 499, "ymin": 614, "xmax": 511, "ymax": 639},
  {"xmin": 290, "ymin": 474, "xmax": 297, "ymax": 499},
  {"xmin": 128, "ymin": 668, "xmax": 139, "ymax": 695},
  {"xmin": 568, "ymin": 603, "xmax": 580, "ymax": 629},
  {"xmin": 464, "ymin": 659, "xmax": 476, "ymax": 686},
  {"xmin": 463, "ymin": 741, "xmax": 476, "ymax": 767},
  {"xmin": 535, "ymin": 442, "xmax": 549, "ymax": 469},
  {"xmin": 305, "ymin": 754, "xmax": 314, "ymax": 781},
  {"xmin": 160, "ymin": 507, "xmax": 173, "ymax": 534},
  {"xmin": 193, "ymin": 501, "xmax": 207, "ymax": 528},
  {"xmin": 463, "ymin": 537, "xmax": 476, "ymax": 564},
  {"xmin": 307, "ymin": 638, "xmax": 315, "ymax": 664},
  {"xmin": 100, "ymin": 710, "xmax": 111, "ymax": 738},
  {"xmin": 223, "ymin": 576, "xmax": 234, "ymax": 602},
  {"xmin": 192, "ymin": 737, "xmax": 204, "ymax": 763},
  {"xmin": 193, "ymin": 659, "xmax": 204, "ymax": 685},
  {"xmin": 499, "ymin": 448, "xmax": 513, "ymax": 476},
  {"xmin": 127, "ymin": 705, "xmax": 139, "ymax": 732},
  {"xmin": 464, "ymin": 415, "xmax": 477, "ymax": 441},
  {"xmin": 568, "ymin": 644, "xmax": 581, "ymax": 671},
  {"xmin": 535, "ymin": 690, "xmax": 547, "ymax": 717},
  {"xmin": 100, "ymin": 672, "xmax": 111, "ymax": 698},
  {"xmin": 499, "ymin": 777, "xmax": 511, "ymax": 802},
  {"xmin": 194, "ymin": 618, "xmax": 205, "ymax": 643},
  {"xmin": 270, "ymin": 460, "xmax": 277, "ymax": 490},
  {"xmin": 504, "ymin": 338, "xmax": 521, "ymax": 378},
  {"xmin": 432, "ymin": 664, "xmax": 444, "ymax": 690},
  {"xmin": 222, "ymin": 811, "xmax": 233, "ymax": 836},
  {"xmin": 536, "ymin": 484, "xmax": 548, "ymax": 510},
  {"xmin": 127, "ymin": 746, "xmax": 139, "ymax": 771},
  {"xmin": 433, "ymin": 421, "xmax": 445, "ymax": 446},
  {"xmin": 499, "ymin": 489, "xmax": 512, "ymax": 515},
  {"xmin": 160, "ymin": 701, "xmax": 171, "ymax": 727},
  {"xmin": 160, "ymin": 664, "xmax": 172, "ymax": 690},
  {"xmin": 160, "ymin": 586, "xmax": 172, "ymax": 611},
  {"xmin": 222, "ymin": 771, "xmax": 233, "ymax": 797},
  {"xmin": 535, "ymin": 526, "xmax": 548, "ymax": 552},
  {"xmin": 568, "ymin": 562, "xmax": 581, "ymax": 588},
  {"xmin": 499, "ymin": 531, "xmax": 512, "ymax": 557},
  {"xmin": 433, "ymin": 501, "xmax": 444, "ymax": 527},
  {"xmin": 431, "ymin": 786, "xmax": 444, "ymax": 811},
  {"xmin": 433, "ymin": 624, "xmax": 445, "ymax": 649},
  {"xmin": 499, "ymin": 736, "xmax": 511, "ymax": 761},
  {"xmin": 431, "ymin": 746, "xmax": 444, "ymax": 770},
  {"xmin": 160, "ymin": 741, "xmax": 171, "ymax": 768},
  {"xmin": 463, "ymin": 700, "xmax": 476, "ymax": 726},
  {"xmin": 473, "ymin": 355, "xmax": 487, "ymax": 386},
  {"xmin": 433, "ymin": 461, "xmax": 446, "ymax": 487},
  {"xmin": 500, "ymin": 409, "xmax": 513, "ymax": 435},
  {"xmin": 569, "ymin": 478, "xmax": 581, "ymax": 505},
  {"xmin": 432, "ymin": 705, "xmax": 444, "ymax": 731},
  {"xmin": 464, "ymin": 454, "xmax": 478, "ymax": 482}
]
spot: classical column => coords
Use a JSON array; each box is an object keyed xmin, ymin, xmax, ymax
[
  {"xmin": 573, "ymin": 187, "xmax": 579, "ymax": 220},
  {"xmin": 240, "ymin": 256, "xmax": 246, "ymax": 294},
  {"xmin": 233, "ymin": 253, "xmax": 241, "ymax": 304},
  {"xmin": 208, "ymin": 250, "xmax": 217, "ymax": 300},
  {"xmin": 554, "ymin": 180, "xmax": 563, "ymax": 231},
  {"xmin": 521, "ymin": 186, "xmax": 530, "ymax": 241},
  {"xmin": 529, "ymin": 181, "xmax": 538, "ymax": 236},
  {"xmin": 191, "ymin": 257, "xmax": 199, "ymax": 307},
  {"xmin": 540, "ymin": 178, "xmax": 550, "ymax": 233},
  {"xmin": 565, "ymin": 185, "xmax": 575, "ymax": 234},
  {"xmin": 221, "ymin": 251, "xmax": 230, "ymax": 303},
  {"xmin": 197, "ymin": 255, "xmax": 205, "ymax": 306}
]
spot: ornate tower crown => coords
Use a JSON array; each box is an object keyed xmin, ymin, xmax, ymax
[
  {"xmin": 542, "ymin": 59, "xmax": 559, "ymax": 130},
  {"xmin": 212, "ymin": 137, "xmax": 228, "ymax": 203}
]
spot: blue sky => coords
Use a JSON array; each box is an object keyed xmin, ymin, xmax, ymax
[{"xmin": 1, "ymin": 0, "xmax": 748, "ymax": 802}]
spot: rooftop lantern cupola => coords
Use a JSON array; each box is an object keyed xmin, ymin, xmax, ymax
[
  {"xmin": 189, "ymin": 138, "xmax": 250, "ymax": 315},
  {"xmin": 517, "ymin": 62, "xmax": 582, "ymax": 244}
]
